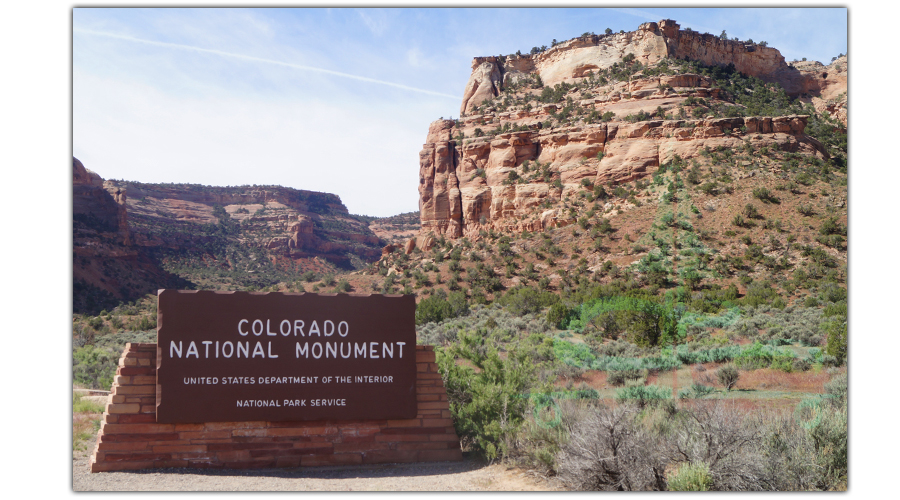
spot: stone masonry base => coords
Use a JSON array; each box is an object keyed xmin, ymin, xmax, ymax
[{"xmin": 89, "ymin": 343, "xmax": 462, "ymax": 472}]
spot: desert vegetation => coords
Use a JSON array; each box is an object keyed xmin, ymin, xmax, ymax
[
  {"xmin": 422, "ymin": 289, "xmax": 847, "ymax": 490},
  {"xmin": 72, "ymin": 22, "xmax": 847, "ymax": 490}
]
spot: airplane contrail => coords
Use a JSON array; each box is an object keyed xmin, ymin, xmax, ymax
[{"xmin": 74, "ymin": 28, "xmax": 460, "ymax": 100}]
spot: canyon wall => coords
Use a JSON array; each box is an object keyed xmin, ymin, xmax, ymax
[
  {"xmin": 418, "ymin": 19, "xmax": 844, "ymax": 244},
  {"xmin": 419, "ymin": 114, "xmax": 822, "ymax": 239},
  {"xmin": 73, "ymin": 158, "xmax": 386, "ymax": 312}
]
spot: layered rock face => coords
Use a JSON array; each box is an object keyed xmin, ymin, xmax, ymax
[
  {"xmin": 419, "ymin": 19, "xmax": 844, "ymax": 244},
  {"xmin": 74, "ymin": 158, "xmax": 184, "ymax": 313},
  {"xmin": 114, "ymin": 181, "xmax": 383, "ymax": 266},
  {"xmin": 420, "ymin": 114, "xmax": 821, "ymax": 239},
  {"xmin": 73, "ymin": 158, "xmax": 131, "ymax": 245},
  {"xmin": 799, "ymin": 56, "xmax": 848, "ymax": 126},
  {"xmin": 460, "ymin": 19, "xmax": 839, "ymax": 116},
  {"xmin": 73, "ymin": 158, "xmax": 386, "ymax": 312}
]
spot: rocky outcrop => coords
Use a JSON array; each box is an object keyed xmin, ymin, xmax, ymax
[
  {"xmin": 119, "ymin": 181, "xmax": 384, "ymax": 266},
  {"xmin": 458, "ymin": 19, "xmax": 843, "ymax": 109},
  {"xmin": 421, "ymin": 19, "xmax": 844, "ymax": 243},
  {"xmin": 73, "ymin": 158, "xmax": 131, "ymax": 245},
  {"xmin": 73, "ymin": 158, "xmax": 185, "ymax": 314},
  {"xmin": 460, "ymin": 58, "xmax": 504, "ymax": 116},
  {"xmin": 418, "ymin": 114, "xmax": 823, "ymax": 239},
  {"xmin": 121, "ymin": 183, "xmax": 349, "ymax": 216},
  {"xmin": 805, "ymin": 55, "xmax": 848, "ymax": 127}
]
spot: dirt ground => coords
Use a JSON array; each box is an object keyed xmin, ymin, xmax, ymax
[{"xmin": 72, "ymin": 434, "xmax": 561, "ymax": 492}]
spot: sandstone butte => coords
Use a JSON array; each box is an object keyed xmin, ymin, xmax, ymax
[{"xmin": 412, "ymin": 19, "xmax": 846, "ymax": 250}]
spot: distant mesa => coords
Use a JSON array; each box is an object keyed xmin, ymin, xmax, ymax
[{"xmin": 72, "ymin": 157, "xmax": 385, "ymax": 314}]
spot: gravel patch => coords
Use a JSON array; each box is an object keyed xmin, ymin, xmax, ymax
[{"xmin": 73, "ymin": 435, "xmax": 561, "ymax": 492}]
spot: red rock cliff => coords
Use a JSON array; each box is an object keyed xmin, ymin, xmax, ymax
[{"xmin": 418, "ymin": 20, "xmax": 843, "ymax": 244}]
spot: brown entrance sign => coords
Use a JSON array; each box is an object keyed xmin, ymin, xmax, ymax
[{"xmin": 156, "ymin": 290, "xmax": 417, "ymax": 424}]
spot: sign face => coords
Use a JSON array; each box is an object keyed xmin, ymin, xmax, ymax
[{"xmin": 156, "ymin": 290, "xmax": 417, "ymax": 424}]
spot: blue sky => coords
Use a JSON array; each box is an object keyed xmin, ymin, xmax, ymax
[{"xmin": 73, "ymin": 7, "xmax": 847, "ymax": 217}]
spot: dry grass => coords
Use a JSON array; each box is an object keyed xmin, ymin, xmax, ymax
[
  {"xmin": 72, "ymin": 413, "xmax": 100, "ymax": 452},
  {"xmin": 689, "ymin": 363, "xmax": 831, "ymax": 394},
  {"xmin": 735, "ymin": 368, "xmax": 830, "ymax": 392},
  {"xmin": 571, "ymin": 369, "xmax": 608, "ymax": 388},
  {"xmin": 690, "ymin": 363, "xmax": 721, "ymax": 386},
  {"xmin": 679, "ymin": 397, "xmax": 798, "ymax": 414},
  {"xmin": 73, "ymin": 392, "xmax": 105, "ymax": 452}
]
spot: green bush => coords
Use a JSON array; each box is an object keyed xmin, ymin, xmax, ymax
[
  {"xmin": 675, "ymin": 344, "xmax": 741, "ymax": 364},
  {"xmin": 73, "ymin": 345, "xmax": 119, "ymax": 390},
  {"xmin": 547, "ymin": 303, "xmax": 570, "ymax": 329},
  {"xmin": 691, "ymin": 383, "xmax": 716, "ymax": 398},
  {"xmin": 415, "ymin": 289, "xmax": 469, "ymax": 326},
  {"xmin": 497, "ymin": 286, "xmax": 559, "ymax": 316},
  {"xmin": 797, "ymin": 204, "xmax": 815, "ymax": 216},
  {"xmin": 615, "ymin": 385, "xmax": 672, "ymax": 408},
  {"xmin": 417, "ymin": 303, "xmax": 549, "ymax": 347},
  {"xmin": 668, "ymin": 462, "xmax": 713, "ymax": 491},
  {"xmin": 795, "ymin": 387, "xmax": 848, "ymax": 488},
  {"xmin": 73, "ymin": 391, "xmax": 106, "ymax": 414},
  {"xmin": 734, "ymin": 341, "xmax": 795, "ymax": 370},
  {"xmin": 607, "ymin": 369, "xmax": 645, "ymax": 386},
  {"xmin": 752, "ymin": 187, "xmax": 778, "ymax": 203},
  {"xmin": 566, "ymin": 296, "xmax": 679, "ymax": 347},
  {"xmin": 437, "ymin": 330, "xmax": 539, "ymax": 459},
  {"xmin": 823, "ymin": 301, "xmax": 847, "ymax": 364},
  {"xmin": 823, "ymin": 373, "xmax": 848, "ymax": 407},
  {"xmin": 819, "ymin": 217, "xmax": 846, "ymax": 236},
  {"xmin": 676, "ymin": 307, "xmax": 741, "ymax": 337}
]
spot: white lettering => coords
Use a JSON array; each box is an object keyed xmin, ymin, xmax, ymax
[
  {"xmin": 355, "ymin": 343, "xmax": 367, "ymax": 358},
  {"xmin": 309, "ymin": 320, "xmax": 320, "ymax": 336},
  {"xmin": 252, "ymin": 319, "xmax": 263, "ymax": 336},
  {"xmin": 397, "ymin": 342, "xmax": 406, "ymax": 358},
  {"xmin": 296, "ymin": 342, "xmax": 309, "ymax": 358},
  {"xmin": 280, "ymin": 320, "xmax": 291, "ymax": 336},
  {"xmin": 268, "ymin": 341, "xmax": 278, "ymax": 358},
  {"xmin": 324, "ymin": 320, "xmax": 334, "ymax": 336},
  {"xmin": 294, "ymin": 320, "xmax": 305, "ymax": 336},
  {"xmin": 340, "ymin": 342, "xmax": 351, "ymax": 358},
  {"xmin": 222, "ymin": 341, "xmax": 234, "ymax": 358},
  {"xmin": 202, "ymin": 341, "xmax": 212, "ymax": 358},
  {"xmin": 266, "ymin": 319, "xmax": 276, "ymax": 336},
  {"xmin": 326, "ymin": 342, "xmax": 337, "ymax": 358},
  {"xmin": 170, "ymin": 341, "xmax": 182, "ymax": 358},
  {"xmin": 370, "ymin": 342, "xmax": 379, "ymax": 359},
  {"xmin": 311, "ymin": 342, "xmax": 323, "ymax": 359},
  {"xmin": 252, "ymin": 341, "xmax": 266, "ymax": 358},
  {"xmin": 238, "ymin": 319, "xmax": 249, "ymax": 336},
  {"xmin": 186, "ymin": 341, "xmax": 199, "ymax": 358},
  {"xmin": 237, "ymin": 341, "xmax": 249, "ymax": 358},
  {"xmin": 338, "ymin": 321, "xmax": 349, "ymax": 337}
]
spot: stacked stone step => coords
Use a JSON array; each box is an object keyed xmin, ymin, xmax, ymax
[{"xmin": 90, "ymin": 343, "xmax": 462, "ymax": 472}]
